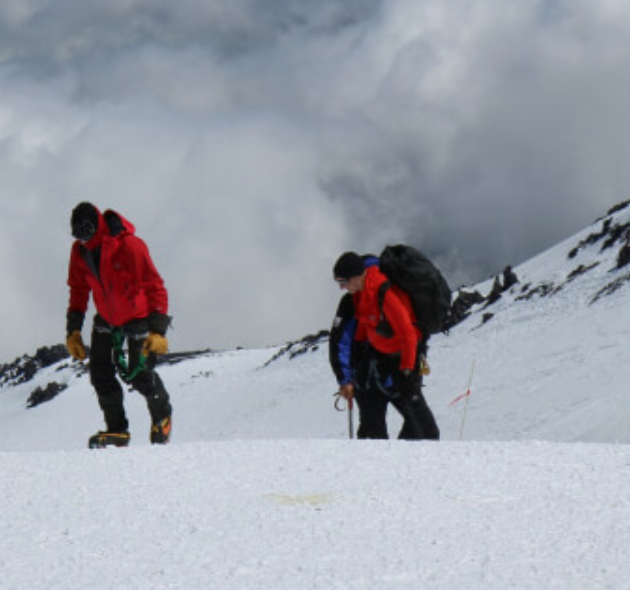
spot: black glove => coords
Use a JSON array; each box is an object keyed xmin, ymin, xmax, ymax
[
  {"xmin": 398, "ymin": 369, "xmax": 420, "ymax": 401},
  {"xmin": 148, "ymin": 313, "xmax": 172, "ymax": 335},
  {"xmin": 66, "ymin": 311, "xmax": 85, "ymax": 335}
]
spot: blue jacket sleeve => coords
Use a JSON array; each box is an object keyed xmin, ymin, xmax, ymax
[{"xmin": 328, "ymin": 293, "xmax": 356, "ymax": 385}]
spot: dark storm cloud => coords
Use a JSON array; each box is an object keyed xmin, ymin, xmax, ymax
[
  {"xmin": 0, "ymin": 1, "xmax": 381, "ymax": 75},
  {"xmin": 1, "ymin": 0, "xmax": 629, "ymax": 361},
  {"xmin": 316, "ymin": 0, "xmax": 630, "ymax": 286}
]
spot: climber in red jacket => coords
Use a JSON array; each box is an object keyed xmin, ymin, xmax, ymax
[
  {"xmin": 332, "ymin": 251, "xmax": 439, "ymax": 440},
  {"xmin": 66, "ymin": 202, "xmax": 173, "ymax": 448}
]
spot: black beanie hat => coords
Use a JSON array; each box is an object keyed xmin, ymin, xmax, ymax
[
  {"xmin": 71, "ymin": 202, "xmax": 99, "ymax": 241},
  {"xmin": 333, "ymin": 252, "xmax": 365, "ymax": 280}
]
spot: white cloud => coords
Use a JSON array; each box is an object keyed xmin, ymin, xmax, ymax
[{"xmin": 1, "ymin": 0, "xmax": 630, "ymax": 360}]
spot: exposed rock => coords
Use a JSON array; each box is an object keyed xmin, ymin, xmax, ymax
[
  {"xmin": 567, "ymin": 262, "xmax": 600, "ymax": 281},
  {"xmin": 606, "ymin": 200, "xmax": 630, "ymax": 217},
  {"xmin": 27, "ymin": 382, "xmax": 67, "ymax": 408},
  {"xmin": 516, "ymin": 282, "xmax": 556, "ymax": 301},
  {"xmin": 0, "ymin": 344, "xmax": 69, "ymax": 387},
  {"xmin": 446, "ymin": 289, "xmax": 485, "ymax": 330},
  {"xmin": 485, "ymin": 277, "xmax": 503, "ymax": 306},
  {"xmin": 502, "ymin": 266, "xmax": 519, "ymax": 291},
  {"xmin": 263, "ymin": 331, "xmax": 329, "ymax": 367},
  {"xmin": 591, "ymin": 272, "xmax": 630, "ymax": 304},
  {"xmin": 481, "ymin": 313, "xmax": 494, "ymax": 324},
  {"xmin": 568, "ymin": 216, "xmax": 630, "ymax": 259},
  {"xmin": 616, "ymin": 237, "xmax": 630, "ymax": 269}
]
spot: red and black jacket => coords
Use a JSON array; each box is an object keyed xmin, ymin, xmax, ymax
[{"xmin": 67, "ymin": 208, "xmax": 169, "ymax": 334}]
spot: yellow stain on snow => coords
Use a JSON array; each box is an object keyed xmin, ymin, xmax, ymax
[{"xmin": 266, "ymin": 493, "xmax": 337, "ymax": 506}]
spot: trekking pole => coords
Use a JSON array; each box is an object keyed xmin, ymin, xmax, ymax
[{"xmin": 459, "ymin": 358, "xmax": 476, "ymax": 441}]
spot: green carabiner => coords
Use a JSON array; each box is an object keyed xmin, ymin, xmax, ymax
[{"xmin": 111, "ymin": 327, "xmax": 147, "ymax": 383}]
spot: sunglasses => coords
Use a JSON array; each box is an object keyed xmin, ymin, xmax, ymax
[{"xmin": 72, "ymin": 219, "xmax": 96, "ymax": 242}]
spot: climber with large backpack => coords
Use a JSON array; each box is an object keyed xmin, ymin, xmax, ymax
[{"xmin": 329, "ymin": 247, "xmax": 448, "ymax": 440}]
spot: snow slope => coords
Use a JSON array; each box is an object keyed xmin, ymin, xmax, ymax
[
  {"xmin": 432, "ymin": 201, "xmax": 630, "ymax": 444},
  {"xmin": 2, "ymin": 202, "xmax": 630, "ymax": 589}
]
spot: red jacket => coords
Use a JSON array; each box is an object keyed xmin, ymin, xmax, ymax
[
  {"xmin": 67, "ymin": 208, "xmax": 168, "ymax": 327},
  {"xmin": 353, "ymin": 266, "xmax": 421, "ymax": 371}
]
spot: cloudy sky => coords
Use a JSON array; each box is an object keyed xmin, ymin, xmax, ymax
[{"xmin": 1, "ymin": 0, "xmax": 630, "ymax": 362}]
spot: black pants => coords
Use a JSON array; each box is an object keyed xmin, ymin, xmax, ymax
[
  {"xmin": 89, "ymin": 315, "xmax": 172, "ymax": 433},
  {"xmin": 353, "ymin": 346, "xmax": 440, "ymax": 441}
]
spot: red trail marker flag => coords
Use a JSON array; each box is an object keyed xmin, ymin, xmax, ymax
[
  {"xmin": 449, "ymin": 388, "xmax": 472, "ymax": 407},
  {"xmin": 449, "ymin": 358, "xmax": 476, "ymax": 440}
]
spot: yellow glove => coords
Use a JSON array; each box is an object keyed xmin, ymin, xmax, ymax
[
  {"xmin": 142, "ymin": 333, "xmax": 168, "ymax": 356},
  {"xmin": 66, "ymin": 330, "xmax": 87, "ymax": 361}
]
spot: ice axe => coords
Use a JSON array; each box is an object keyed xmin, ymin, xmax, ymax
[{"xmin": 334, "ymin": 392, "xmax": 355, "ymax": 439}]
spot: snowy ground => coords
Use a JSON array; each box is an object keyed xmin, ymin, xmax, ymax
[
  {"xmin": 3, "ymin": 205, "xmax": 630, "ymax": 588},
  {"xmin": 2, "ymin": 440, "xmax": 630, "ymax": 590}
]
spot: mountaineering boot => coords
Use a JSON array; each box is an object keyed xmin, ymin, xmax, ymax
[
  {"xmin": 150, "ymin": 416, "xmax": 172, "ymax": 444},
  {"xmin": 88, "ymin": 430, "xmax": 131, "ymax": 449}
]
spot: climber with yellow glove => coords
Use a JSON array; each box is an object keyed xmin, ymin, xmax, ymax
[{"xmin": 66, "ymin": 202, "xmax": 173, "ymax": 449}]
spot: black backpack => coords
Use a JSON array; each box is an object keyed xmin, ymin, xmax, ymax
[{"xmin": 378, "ymin": 245, "xmax": 452, "ymax": 338}]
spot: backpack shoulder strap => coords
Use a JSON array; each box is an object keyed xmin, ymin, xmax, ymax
[{"xmin": 377, "ymin": 280, "xmax": 390, "ymax": 315}]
